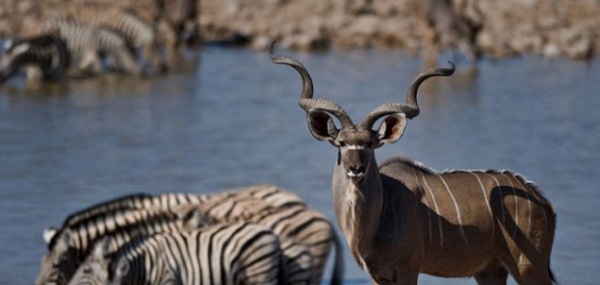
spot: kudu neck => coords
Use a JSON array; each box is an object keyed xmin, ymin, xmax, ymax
[{"xmin": 332, "ymin": 153, "xmax": 384, "ymax": 250}]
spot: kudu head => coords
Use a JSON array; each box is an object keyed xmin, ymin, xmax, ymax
[{"xmin": 270, "ymin": 43, "xmax": 454, "ymax": 182}]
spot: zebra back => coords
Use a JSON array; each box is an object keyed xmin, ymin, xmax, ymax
[
  {"xmin": 62, "ymin": 193, "xmax": 153, "ymax": 228},
  {"xmin": 66, "ymin": 5, "xmax": 155, "ymax": 48},
  {"xmin": 44, "ymin": 19, "xmax": 143, "ymax": 75}
]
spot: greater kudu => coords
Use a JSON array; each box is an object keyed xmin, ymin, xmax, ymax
[{"xmin": 270, "ymin": 44, "xmax": 557, "ymax": 285}]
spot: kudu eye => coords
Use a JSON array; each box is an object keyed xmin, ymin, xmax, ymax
[
  {"xmin": 339, "ymin": 141, "xmax": 345, "ymax": 147},
  {"xmin": 366, "ymin": 142, "xmax": 373, "ymax": 148}
]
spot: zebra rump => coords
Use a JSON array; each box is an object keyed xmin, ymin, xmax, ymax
[{"xmin": 0, "ymin": 35, "xmax": 69, "ymax": 83}]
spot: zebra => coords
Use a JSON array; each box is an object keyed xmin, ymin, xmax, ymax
[
  {"xmin": 179, "ymin": 199, "xmax": 344, "ymax": 285},
  {"xmin": 0, "ymin": 35, "xmax": 69, "ymax": 83},
  {"xmin": 35, "ymin": 186, "xmax": 306, "ymax": 285},
  {"xmin": 44, "ymin": 19, "xmax": 143, "ymax": 76},
  {"xmin": 68, "ymin": 222, "xmax": 285, "ymax": 285},
  {"xmin": 66, "ymin": 4, "xmax": 167, "ymax": 74}
]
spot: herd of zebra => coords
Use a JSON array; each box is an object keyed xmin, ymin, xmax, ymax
[
  {"xmin": 34, "ymin": 184, "xmax": 343, "ymax": 285},
  {"xmin": 0, "ymin": 2, "xmax": 193, "ymax": 84}
]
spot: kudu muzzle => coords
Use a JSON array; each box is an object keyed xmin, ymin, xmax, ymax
[{"xmin": 345, "ymin": 149, "xmax": 366, "ymax": 179}]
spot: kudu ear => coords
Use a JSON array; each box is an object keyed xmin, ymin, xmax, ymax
[
  {"xmin": 376, "ymin": 114, "xmax": 407, "ymax": 147},
  {"xmin": 307, "ymin": 110, "xmax": 339, "ymax": 146}
]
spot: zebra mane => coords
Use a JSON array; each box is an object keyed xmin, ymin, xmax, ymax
[
  {"xmin": 48, "ymin": 206, "xmax": 175, "ymax": 251},
  {"xmin": 61, "ymin": 193, "xmax": 153, "ymax": 228}
]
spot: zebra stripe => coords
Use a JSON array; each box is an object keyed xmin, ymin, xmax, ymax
[
  {"xmin": 67, "ymin": 6, "xmax": 166, "ymax": 71},
  {"xmin": 69, "ymin": 223, "xmax": 285, "ymax": 285},
  {"xmin": 45, "ymin": 19, "xmax": 142, "ymax": 75},
  {"xmin": 187, "ymin": 199, "xmax": 340, "ymax": 285}
]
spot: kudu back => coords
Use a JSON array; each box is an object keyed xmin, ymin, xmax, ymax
[{"xmin": 270, "ymin": 43, "xmax": 557, "ymax": 285}]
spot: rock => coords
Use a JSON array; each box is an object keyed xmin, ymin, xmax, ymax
[
  {"xmin": 251, "ymin": 35, "xmax": 272, "ymax": 51},
  {"xmin": 543, "ymin": 43, "xmax": 561, "ymax": 59},
  {"xmin": 559, "ymin": 28, "xmax": 592, "ymax": 60}
]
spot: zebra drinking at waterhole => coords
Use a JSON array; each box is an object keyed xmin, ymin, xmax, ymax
[{"xmin": 0, "ymin": 35, "xmax": 69, "ymax": 83}]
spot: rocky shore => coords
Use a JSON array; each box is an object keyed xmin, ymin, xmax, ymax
[
  {"xmin": 200, "ymin": 0, "xmax": 600, "ymax": 60},
  {"xmin": 1, "ymin": 0, "xmax": 600, "ymax": 60}
]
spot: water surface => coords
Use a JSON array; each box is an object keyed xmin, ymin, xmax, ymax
[{"xmin": 0, "ymin": 48, "xmax": 599, "ymax": 284}]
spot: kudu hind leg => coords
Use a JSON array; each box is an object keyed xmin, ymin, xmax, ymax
[
  {"xmin": 515, "ymin": 264, "xmax": 555, "ymax": 285},
  {"xmin": 474, "ymin": 261, "xmax": 508, "ymax": 285},
  {"xmin": 500, "ymin": 255, "xmax": 554, "ymax": 285}
]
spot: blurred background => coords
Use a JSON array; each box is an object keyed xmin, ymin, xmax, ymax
[{"xmin": 1, "ymin": 0, "xmax": 599, "ymax": 284}]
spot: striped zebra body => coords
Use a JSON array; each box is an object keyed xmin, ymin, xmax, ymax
[
  {"xmin": 184, "ymin": 198, "xmax": 342, "ymax": 285},
  {"xmin": 70, "ymin": 222, "xmax": 284, "ymax": 285},
  {"xmin": 0, "ymin": 35, "xmax": 69, "ymax": 83},
  {"xmin": 45, "ymin": 20, "xmax": 142, "ymax": 75},
  {"xmin": 66, "ymin": 5, "xmax": 166, "ymax": 73},
  {"xmin": 36, "ymin": 185, "xmax": 306, "ymax": 285}
]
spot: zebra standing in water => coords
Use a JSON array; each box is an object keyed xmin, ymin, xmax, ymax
[
  {"xmin": 0, "ymin": 35, "xmax": 69, "ymax": 83},
  {"xmin": 66, "ymin": 5, "xmax": 167, "ymax": 74},
  {"xmin": 44, "ymin": 19, "xmax": 143, "ymax": 76},
  {"xmin": 68, "ymin": 222, "xmax": 285, "ymax": 285}
]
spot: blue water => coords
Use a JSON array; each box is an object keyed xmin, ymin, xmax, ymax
[{"xmin": 1, "ymin": 47, "xmax": 599, "ymax": 284}]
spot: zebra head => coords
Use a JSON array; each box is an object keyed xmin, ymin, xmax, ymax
[
  {"xmin": 0, "ymin": 40, "xmax": 31, "ymax": 83},
  {"xmin": 66, "ymin": 238, "xmax": 112, "ymax": 285},
  {"xmin": 35, "ymin": 228, "xmax": 80, "ymax": 285}
]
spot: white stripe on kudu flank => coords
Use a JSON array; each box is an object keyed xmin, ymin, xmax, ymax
[
  {"xmin": 501, "ymin": 173, "xmax": 519, "ymax": 238},
  {"xmin": 420, "ymin": 172, "xmax": 444, "ymax": 248},
  {"xmin": 436, "ymin": 175, "xmax": 469, "ymax": 246},
  {"xmin": 413, "ymin": 169, "xmax": 432, "ymax": 242},
  {"xmin": 468, "ymin": 172, "xmax": 495, "ymax": 244},
  {"xmin": 514, "ymin": 177, "xmax": 548, "ymax": 233},
  {"xmin": 346, "ymin": 145, "xmax": 365, "ymax": 150},
  {"xmin": 483, "ymin": 173, "xmax": 506, "ymax": 227}
]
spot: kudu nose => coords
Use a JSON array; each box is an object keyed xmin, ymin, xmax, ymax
[{"xmin": 348, "ymin": 165, "xmax": 366, "ymax": 178}]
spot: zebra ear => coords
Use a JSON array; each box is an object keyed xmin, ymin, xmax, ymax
[
  {"xmin": 56, "ymin": 229, "xmax": 73, "ymax": 251},
  {"xmin": 43, "ymin": 227, "xmax": 58, "ymax": 244},
  {"xmin": 177, "ymin": 205, "xmax": 205, "ymax": 231},
  {"xmin": 93, "ymin": 238, "xmax": 112, "ymax": 260},
  {"xmin": 115, "ymin": 258, "xmax": 130, "ymax": 278}
]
